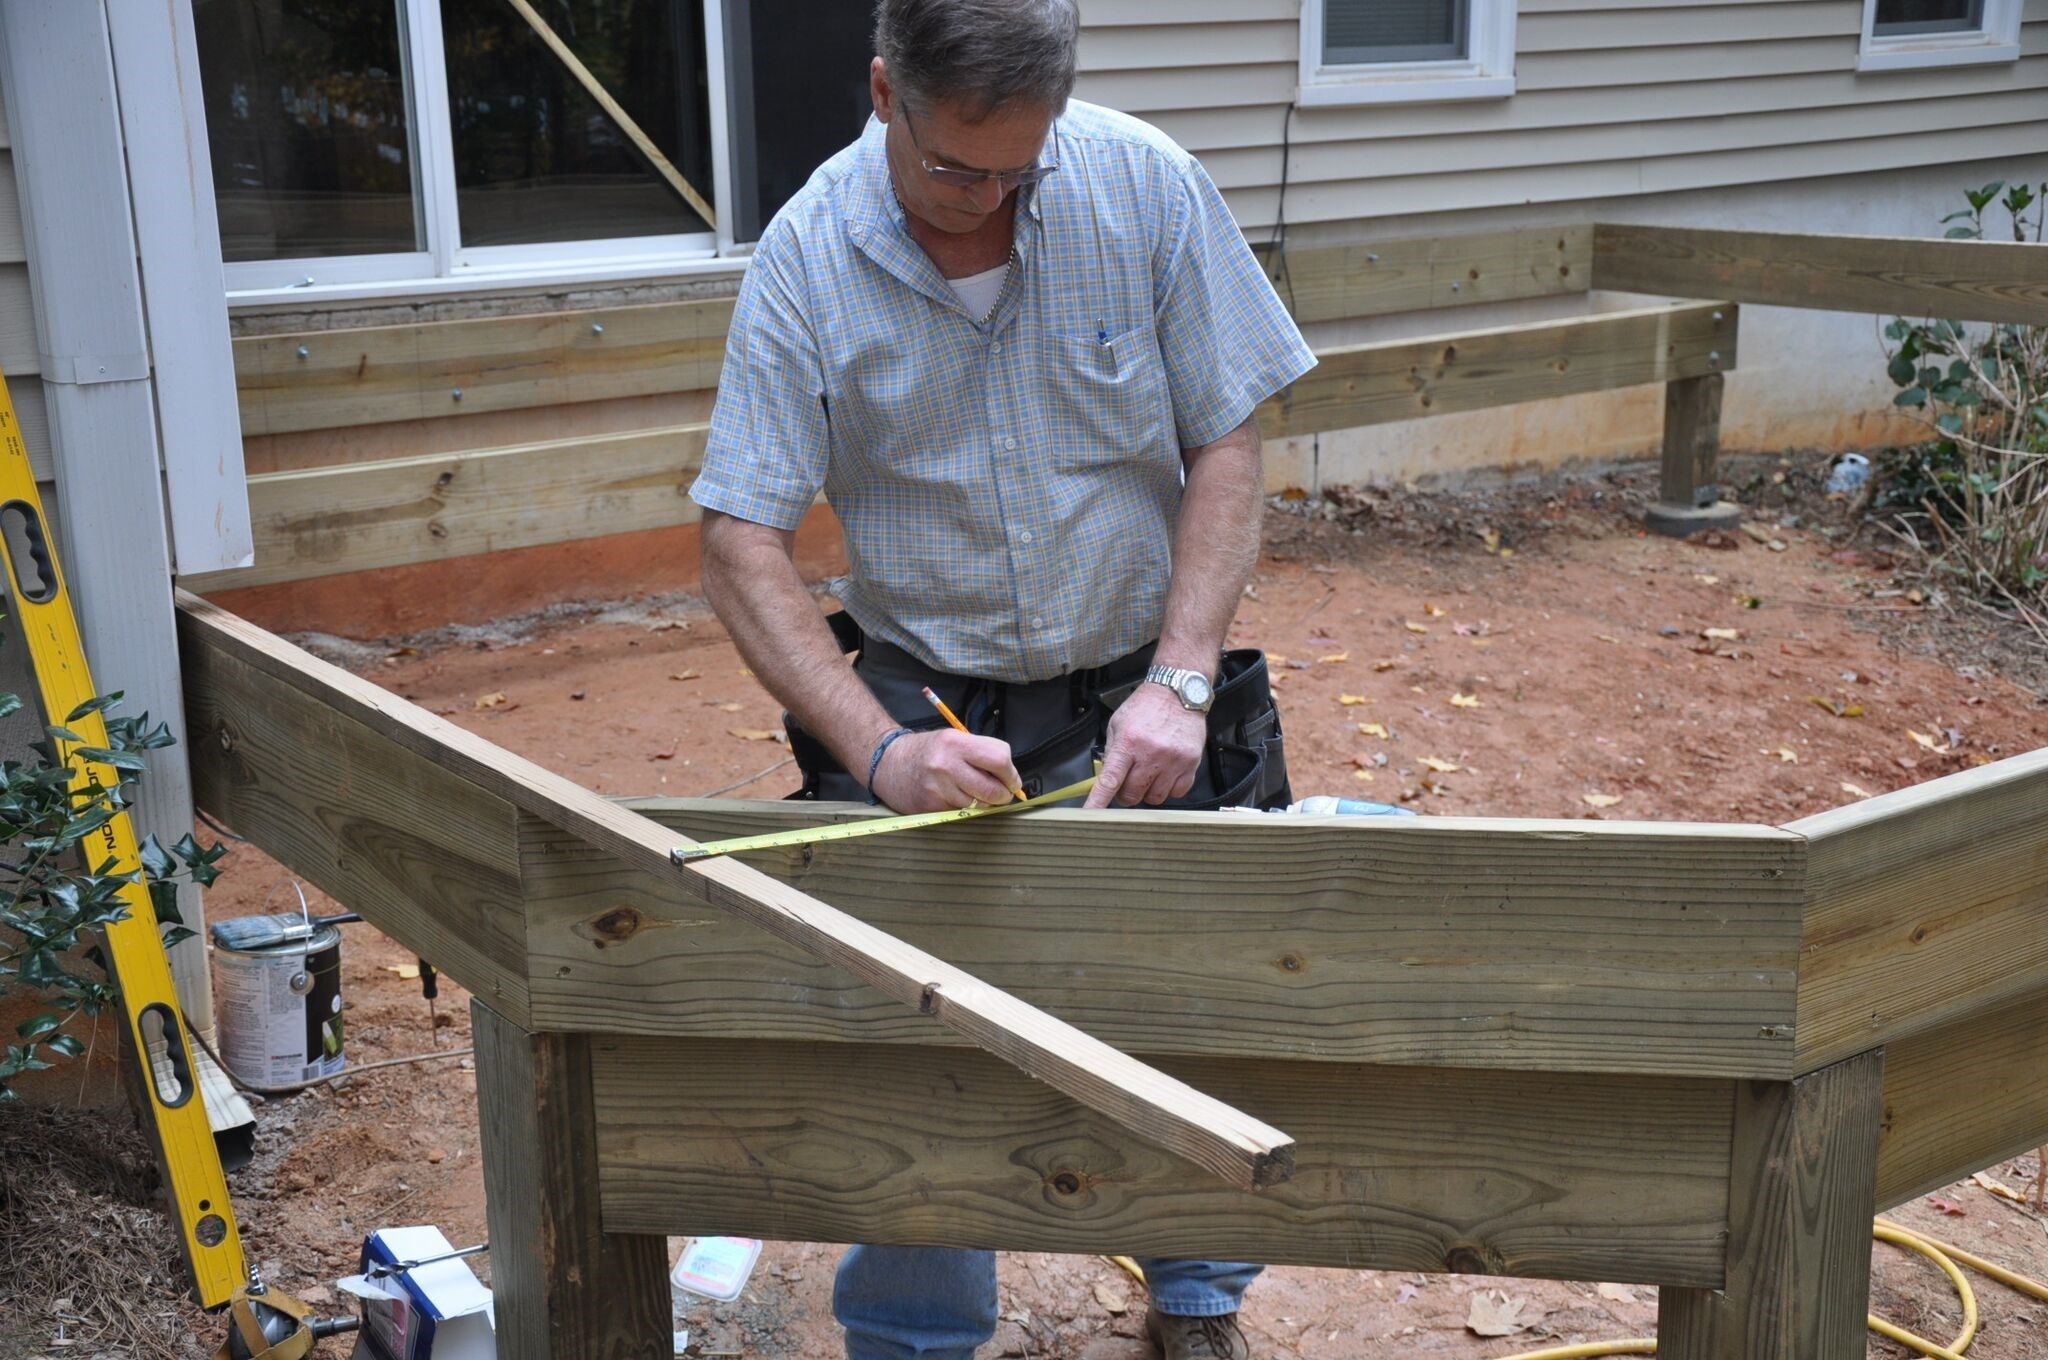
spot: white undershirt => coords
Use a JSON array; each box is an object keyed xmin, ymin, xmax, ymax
[{"xmin": 946, "ymin": 262, "xmax": 1009, "ymax": 321}]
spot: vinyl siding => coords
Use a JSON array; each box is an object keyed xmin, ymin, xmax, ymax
[
  {"xmin": 1072, "ymin": 0, "xmax": 2048, "ymax": 231},
  {"xmin": 0, "ymin": 74, "xmax": 54, "ymax": 480}
]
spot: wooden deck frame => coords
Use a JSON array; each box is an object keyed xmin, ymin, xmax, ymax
[{"xmin": 175, "ymin": 592, "xmax": 2048, "ymax": 1360}]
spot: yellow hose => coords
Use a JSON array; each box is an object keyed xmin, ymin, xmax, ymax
[{"xmin": 1495, "ymin": 1213, "xmax": 2045, "ymax": 1360}]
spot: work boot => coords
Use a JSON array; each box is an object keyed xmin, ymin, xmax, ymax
[{"xmin": 1144, "ymin": 1308, "xmax": 1252, "ymax": 1360}]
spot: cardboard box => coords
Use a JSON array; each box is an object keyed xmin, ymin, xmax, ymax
[{"xmin": 339, "ymin": 1226, "xmax": 496, "ymax": 1360}]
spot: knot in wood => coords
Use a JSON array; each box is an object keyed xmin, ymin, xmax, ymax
[
  {"xmin": 1444, "ymin": 1243, "xmax": 1503, "ymax": 1275},
  {"xmin": 1049, "ymin": 1171, "xmax": 1084, "ymax": 1197},
  {"xmin": 1276, "ymin": 952, "xmax": 1306, "ymax": 973},
  {"xmin": 577, "ymin": 905, "xmax": 647, "ymax": 948}
]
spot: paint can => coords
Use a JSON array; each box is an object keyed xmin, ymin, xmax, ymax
[{"xmin": 213, "ymin": 888, "xmax": 346, "ymax": 1087}]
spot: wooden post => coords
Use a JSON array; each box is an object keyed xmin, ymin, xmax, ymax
[
  {"xmin": 1657, "ymin": 1049, "xmax": 1884, "ymax": 1360},
  {"xmin": 1647, "ymin": 371, "xmax": 1743, "ymax": 536},
  {"xmin": 473, "ymin": 1000, "xmax": 671, "ymax": 1360}
]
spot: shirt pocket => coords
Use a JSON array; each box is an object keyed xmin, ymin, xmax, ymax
[{"xmin": 1047, "ymin": 325, "xmax": 1173, "ymax": 468}]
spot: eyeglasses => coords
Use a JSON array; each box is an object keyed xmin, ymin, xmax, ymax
[{"xmin": 900, "ymin": 108, "xmax": 1059, "ymax": 192}]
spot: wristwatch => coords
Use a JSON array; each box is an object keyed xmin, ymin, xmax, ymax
[{"xmin": 1145, "ymin": 664, "xmax": 1214, "ymax": 713}]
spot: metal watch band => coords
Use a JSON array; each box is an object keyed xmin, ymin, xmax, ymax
[{"xmin": 1144, "ymin": 664, "xmax": 1213, "ymax": 713}]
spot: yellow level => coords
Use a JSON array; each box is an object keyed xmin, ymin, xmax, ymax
[
  {"xmin": 0, "ymin": 377, "xmax": 246, "ymax": 1306},
  {"xmin": 672, "ymin": 774, "xmax": 1098, "ymax": 861}
]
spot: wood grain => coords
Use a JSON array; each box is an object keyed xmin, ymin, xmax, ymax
[
  {"xmin": 1593, "ymin": 223, "xmax": 2048, "ymax": 325},
  {"xmin": 474, "ymin": 1002, "xmax": 670, "ymax": 1360},
  {"xmin": 1792, "ymin": 746, "xmax": 2048, "ymax": 1071},
  {"xmin": 233, "ymin": 297, "xmax": 733, "ymax": 436},
  {"xmin": 1258, "ymin": 301, "xmax": 1736, "ymax": 440},
  {"xmin": 523, "ymin": 799, "xmax": 1805, "ymax": 1077},
  {"xmin": 1260, "ymin": 226, "xmax": 1591, "ymax": 324},
  {"xmin": 592, "ymin": 1035, "xmax": 1736, "ymax": 1287},
  {"xmin": 1658, "ymin": 1052, "xmax": 1884, "ymax": 1360},
  {"xmin": 1876, "ymin": 982, "xmax": 2048, "ymax": 1209},
  {"xmin": 179, "ymin": 625, "xmax": 532, "ymax": 1021},
  {"xmin": 1660, "ymin": 372, "xmax": 1725, "ymax": 508},
  {"xmin": 179, "ymin": 425, "xmax": 708, "ymax": 591},
  {"xmin": 174, "ymin": 593, "xmax": 1294, "ymax": 1190}
]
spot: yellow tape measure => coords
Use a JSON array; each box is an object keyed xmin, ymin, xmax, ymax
[{"xmin": 672, "ymin": 774, "xmax": 1097, "ymax": 861}]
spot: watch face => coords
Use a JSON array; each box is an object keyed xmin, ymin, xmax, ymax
[{"xmin": 1183, "ymin": 673, "xmax": 1213, "ymax": 707}]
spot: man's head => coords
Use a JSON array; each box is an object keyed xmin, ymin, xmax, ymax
[{"xmin": 870, "ymin": 0, "xmax": 1079, "ymax": 233}]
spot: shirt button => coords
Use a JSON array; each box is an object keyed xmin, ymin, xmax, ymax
[
  {"xmin": 1030, "ymin": 617, "xmax": 1044, "ymax": 629},
  {"xmin": 1003, "ymin": 437, "xmax": 1018, "ymax": 451},
  {"xmin": 1018, "ymin": 529, "xmax": 1034, "ymax": 544},
  {"xmin": 992, "ymin": 341, "xmax": 1003, "ymax": 353}
]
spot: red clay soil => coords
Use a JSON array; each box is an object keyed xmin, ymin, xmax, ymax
[{"xmin": 199, "ymin": 491, "xmax": 2048, "ymax": 1360}]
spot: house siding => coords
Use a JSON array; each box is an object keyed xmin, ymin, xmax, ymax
[{"xmin": 1074, "ymin": 0, "xmax": 2048, "ymax": 231}]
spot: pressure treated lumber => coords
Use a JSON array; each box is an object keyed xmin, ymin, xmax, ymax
[
  {"xmin": 1593, "ymin": 223, "xmax": 2048, "ymax": 325},
  {"xmin": 1262, "ymin": 225, "xmax": 1590, "ymax": 324},
  {"xmin": 1258, "ymin": 301, "xmax": 1736, "ymax": 440},
  {"xmin": 474, "ymin": 1001, "xmax": 669, "ymax": 1360},
  {"xmin": 1876, "ymin": 983, "xmax": 2048, "ymax": 1209},
  {"xmin": 182, "ymin": 425, "xmax": 708, "ymax": 592},
  {"xmin": 172, "ymin": 592, "xmax": 1293, "ymax": 1190},
  {"xmin": 233, "ymin": 296, "xmax": 734, "ymax": 436},
  {"xmin": 1791, "ymin": 746, "xmax": 2048, "ymax": 1071},
  {"xmin": 1660, "ymin": 372, "xmax": 1725, "ymax": 508},
  {"xmin": 180, "ymin": 626, "xmax": 531, "ymax": 1022},
  {"xmin": 1657, "ymin": 1052, "xmax": 1884, "ymax": 1360},
  {"xmin": 524, "ymin": 799, "xmax": 1806, "ymax": 1077},
  {"xmin": 593, "ymin": 1035, "xmax": 1735, "ymax": 1286}
]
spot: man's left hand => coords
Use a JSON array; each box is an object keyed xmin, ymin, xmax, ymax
[{"xmin": 1086, "ymin": 683, "xmax": 1206, "ymax": 808}]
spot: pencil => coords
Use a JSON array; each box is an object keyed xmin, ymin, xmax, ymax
[{"xmin": 921, "ymin": 685, "xmax": 1026, "ymax": 803}]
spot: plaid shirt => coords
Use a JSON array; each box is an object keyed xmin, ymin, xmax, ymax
[{"xmin": 690, "ymin": 100, "xmax": 1315, "ymax": 682}]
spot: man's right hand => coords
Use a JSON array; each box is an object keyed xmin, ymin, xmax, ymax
[{"xmin": 869, "ymin": 729, "xmax": 1023, "ymax": 812}]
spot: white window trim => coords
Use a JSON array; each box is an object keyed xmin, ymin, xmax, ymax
[
  {"xmin": 1857, "ymin": 0, "xmax": 2021, "ymax": 71},
  {"xmin": 218, "ymin": 0, "xmax": 733, "ymax": 301},
  {"xmin": 1297, "ymin": 0, "xmax": 1517, "ymax": 107}
]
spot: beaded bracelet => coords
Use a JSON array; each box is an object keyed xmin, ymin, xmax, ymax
[{"xmin": 864, "ymin": 725, "xmax": 914, "ymax": 805}]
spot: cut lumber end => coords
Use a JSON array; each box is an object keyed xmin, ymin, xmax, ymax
[{"xmin": 1250, "ymin": 1143, "xmax": 1298, "ymax": 1190}]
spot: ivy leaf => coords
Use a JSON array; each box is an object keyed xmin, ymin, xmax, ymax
[
  {"xmin": 42, "ymin": 1032, "xmax": 82, "ymax": 1058},
  {"xmin": 63, "ymin": 693, "xmax": 123, "ymax": 723},
  {"xmin": 1894, "ymin": 387, "xmax": 1927, "ymax": 408}
]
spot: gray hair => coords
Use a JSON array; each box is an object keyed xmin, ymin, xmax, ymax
[{"xmin": 874, "ymin": 0, "xmax": 1080, "ymax": 122}]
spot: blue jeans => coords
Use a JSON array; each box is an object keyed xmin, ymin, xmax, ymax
[{"xmin": 834, "ymin": 1246, "xmax": 1260, "ymax": 1360}]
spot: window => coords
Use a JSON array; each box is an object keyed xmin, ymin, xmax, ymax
[
  {"xmin": 1299, "ymin": 0, "xmax": 1516, "ymax": 106},
  {"xmin": 1859, "ymin": 0, "xmax": 2021, "ymax": 70},
  {"xmin": 195, "ymin": 0, "xmax": 735, "ymax": 297}
]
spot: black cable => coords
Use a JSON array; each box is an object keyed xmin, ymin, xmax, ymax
[{"xmin": 1266, "ymin": 102, "xmax": 1298, "ymax": 315}]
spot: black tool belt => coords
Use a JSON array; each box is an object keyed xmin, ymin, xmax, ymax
[{"xmin": 784, "ymin": 611, "xmax": 1290, "ymax": 810}]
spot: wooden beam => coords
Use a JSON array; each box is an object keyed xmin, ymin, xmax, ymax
[
  {"xmin": 1657, "ymin": 1051, "xmax": 1885, "ymax": 1360},
  {"xmin": 1876, "ymin": 983, "xmax": 2048, "ymax": 1209},
  {"xmin": 592, "ymin": 1035, "xmax": 1737, "ymax": 1287},
  {"xmin": 1258, "ymin": 226, "xmax": 1591, "ymax": 324},
  {"xmin": 1792, "ymin": 746, "xmax": 2048, "ymax": 1072},
  {"xmin": 233, "ymin": 296, "xmax": 733, "ymax": 436},
  {"xmin": 173, "ymin": 592, "xmax": 1294, "ymax": 1191},
  {"xmin": 1257, "ymin": 301, "xmax": 1736, "ymax": 440},
  {"xmin": 180, "ymin": 625, "xmax": 532, "ymax": 1023},
  {"xmin": 474, "ymin": 1001, "xmax": 670, "ymax": 1360},
  {"xmin": 524, "ymin": 799, "xmax": 1806, "ymax": 1078},
  {"xmin": 1660, "ymin": 372, "xmax": 1726, "ymax": 509},
  {"xmin": 178, "ymin": 425, "xmax": 708, "ymax": 592},
  {"xmin": 1593, "ymin": 223, "xmax": 2048, "ymax": 325}
]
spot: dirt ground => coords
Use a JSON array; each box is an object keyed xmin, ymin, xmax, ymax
[{"xmin": 171, "ymin": 464, "xmax": 2048, "ymax": 1358}]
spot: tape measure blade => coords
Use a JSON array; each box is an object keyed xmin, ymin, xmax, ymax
[{"xmin": 675, "ymin": 774, "xmax": 1098, "ymax": 860}]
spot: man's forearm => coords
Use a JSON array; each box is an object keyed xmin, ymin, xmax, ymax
[
  {"xmin": 700, "ymin": 511, "xmax": 899, "ymax": 775},
  {"xmin": 1155, "ymin": 415, "xmax": 1264, "ymax": 675}
]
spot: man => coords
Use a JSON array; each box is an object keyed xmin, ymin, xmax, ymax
[{"xmin": 689, "ymin": 2, "xmax": 1314, "ymax": 1355}]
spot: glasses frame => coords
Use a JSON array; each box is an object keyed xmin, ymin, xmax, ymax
[{"xmin": 899, "ymin": 107, "xmax": 1060, "ymax": 193}]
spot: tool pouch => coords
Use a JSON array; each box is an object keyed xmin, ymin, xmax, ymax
[{"xmin": 1094, "ymin": 648, "xmax": 1290, "ymax": 811}]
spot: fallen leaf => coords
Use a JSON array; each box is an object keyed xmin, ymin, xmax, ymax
[
  {"xmin": 1403, "ymin": 621, "xmax": 1430, "ymax": 634},
  {"xmin": 1480, "ymin": 528, "xmax": 1501, "ymax": 553},
  {"xmin": 1450, "ymin": 693, "xmax": 1481, "ymax": 708},
  {"xmin": 1737, "ymin": 594, "xmax": 1763, "ymax": 609},
  {"xmin": 1352, "ymin": 769, "xmax": 1376, "ymax": 783},
  {"xmin": 1596, "ymin": 634, "xmax": 1621, "ymax": 644},
  {"xmin": 1841, "ymin": 781, "xmax": 1875, "ymax": 800},
  {"xmin": 1927, "ymin": 1196, "xmax": 1967, "ymax": 1216},
  {"xmin": 1357, "ymin": 721, "xmax": 1390, "ymax": 738},
  {"xmin": 1338, "ymin": 694, "xmax": 1370, "ymax": 706},
  {"xmin": 1267, "ymin": 654, "xmax": 1289, "ymax": 668},
  {"xmin": 729, "ymin": 728, "xmax": 783, "ymax": 743},
  {"xmin": 1694, "ymin": 574, "xmax": 1720, "ymax": 586},
  {"xmin": 1465, "ymin": 1290, "xmax": 1536, "ymax": 1338},
  {"xmin": 649, "ymin": 740, "xmax": 680, "ymax": 761},
  {"xmin": 1409, "ymin": 685, "xmax": 1425, "ymax": 694},
  {"xmin": 570, "ymin": 689, "xmax": 587, "ymax": 701},
  {"xmin": 1777, "ymin": 748, "xmax": 1799, "ymax": 764},
  {"xmin": 474, "ymin": 691, "xmax": 509, "ymax": 709},
  {"xmin": 1419, "ymin": 756, "xmax": 1460, "ymax": 773},
  {"xmin": 1971, "ymin": 1172, "xmax": 2025, "ymax": 1203},
  {"xmin": 1595, "ymin": 1283, "xmax": 1637, "ymax": 1304},
  {"xmin": 647, "ymin": 619, "xmax": 690, "ymax": 632},
  {"xmin": 1582, "ymin": 792, "xmax": 1622, "ymax": 808},
  {"xmin": 1318, "ymin": 651, "xmax": 1350, "ymax": 664},
  {"xmin": 1907, "ymin": 587, "xmax": 1926, "ymax": 605},
  {"xmin": 1809, "ymin": 696, "xmax": 1864, "ymax": 719},
  {"xmin": 715, "ymin": 701, "xmax": 744, "ymax": 712},
  {"xmin": 1701, "ymin": 627, "xmax": 1741, "ymax": 642},
  {"xmin": 1394, "ymin": 1283, "xmax": 1419, "ymax": 1305},
  {"xmin": 1373, "ymin": 659, "xmax": 1398, "ymax": 672},
  {"xmin": 1424, "ymin": 602, "xmax": 1447, "ymax": 617},
  {"xmin": 1092, "ymin": 1283, "xmax": 1127, "ymax": 1315},
  {"xmin": 383, "ymin": 964, "xmax": 421, "ymax": 980},
  {"xmin": 1740, "ymin": 521, "xmax": 1774, "ymax": 544},
  {"xmin": 1907, "ymin": 728, "xmax": 1953, "ymax": 754},
  {"xmin": 668, "ymin": 669, "xmax": 701, "ymax": 682}
]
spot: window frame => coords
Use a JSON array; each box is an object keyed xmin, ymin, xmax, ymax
[
  {"xmin": 1297, "ymin": 0, "xmax": 1518, "ymax": 108},
  {"xmin": 219, "ymin": 0, "xmax": 740, "ymax": 305},
  {"xmin": 1857, "ymin": 0, "xmax": 2022, "ymax": 71}
]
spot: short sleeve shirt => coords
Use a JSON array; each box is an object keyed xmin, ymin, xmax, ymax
[{"xmin": 689, "ymin": 99, "xmax": 1315, "ymax": 683}]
